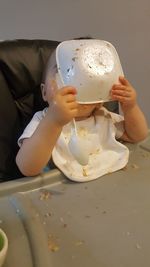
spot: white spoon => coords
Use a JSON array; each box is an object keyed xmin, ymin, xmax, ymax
[{"xmin": 68, "ymin": 119, "xmax": 89, "ymax": 166}]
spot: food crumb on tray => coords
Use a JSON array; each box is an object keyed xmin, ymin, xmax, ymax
[
  {"xmin": 82, "ymin": 167, "xmax": 88, "ymax": 176},
  {"xmin": 74, "ymin": 240, "xmax": 85, "ymax": 246},
  {"xmin": 39, "ymin": 189, "xmax": 52, "ymax": 200},
  {"xmin": 131, "ymin": 164, "xmax": 139, "ymax": 169},
  {"xmin": 48, "ymin": 235, "xmax": 60, "ymax": 252},
  {"xmin": 135, "ymin": 243, "xmax": 142, "ymax": 250}
]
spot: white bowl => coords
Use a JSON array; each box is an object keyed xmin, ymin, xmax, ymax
[
  {"xmin": 56, "ymin": 39, "xmax": 123, "ymax": 103},
  {"xmin": 0, "ymin": 229, "xmax": 8, "ymax": 267}
]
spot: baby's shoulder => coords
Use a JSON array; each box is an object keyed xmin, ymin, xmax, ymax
[{"xmin": 32, "ymin": 108, "xmax": 48, "ymax": 121}]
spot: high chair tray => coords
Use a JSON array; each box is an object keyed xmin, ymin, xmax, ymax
[{"xmin": 0, "ymin": 133, "xmax": 150, "ymax": 267}]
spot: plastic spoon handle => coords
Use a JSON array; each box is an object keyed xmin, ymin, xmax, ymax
[
  {"xmin": 69, "ymin": 119, "xmax": 89, "ymax": 166},
  {"xmin": 71, "ymin": 118, "xmax": 77, "ymax": 135}
]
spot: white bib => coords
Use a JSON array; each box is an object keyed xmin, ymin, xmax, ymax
[{"xmin": 52, "ymin": 107, "xmax": 129, "ymax": 182}]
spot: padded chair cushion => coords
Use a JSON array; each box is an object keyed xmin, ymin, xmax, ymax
[{"xmin": 0, "ymin": 39, "xmax": 59, "ymax": 181}]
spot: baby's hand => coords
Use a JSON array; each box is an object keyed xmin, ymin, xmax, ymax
[
  {"xmin": 48, "ymin": 81, "xmax": 78, "ymax": 126},
  {"xmin": 111, "ymin": 76, "xmax": 137, "ymax": 111}
]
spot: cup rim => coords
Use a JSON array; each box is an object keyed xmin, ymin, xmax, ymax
[{"xmin": 0, "ymin": 229, "xmax": 8, "ymax": 256}]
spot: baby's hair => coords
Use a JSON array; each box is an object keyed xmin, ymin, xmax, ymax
[
  {"xmin": 74, "ymin": 35, "xmax": 93, "ymax": 40},
  {"xmin": 42, "ymin": 49, "xmax": 57, "ymax": 84}
]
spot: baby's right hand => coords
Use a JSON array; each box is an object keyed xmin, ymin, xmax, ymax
[{"xmin": 48, "ymin": 84, "xmax": 78, "ymax": 126}]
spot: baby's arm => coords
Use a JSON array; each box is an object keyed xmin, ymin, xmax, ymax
[
  {"xmin": 16, "ymin": 86, "xmax": 78, "ymax": 176},
  {"xmin": 111, "ymin": 76, "xmax": 148, "ymax": 143}
]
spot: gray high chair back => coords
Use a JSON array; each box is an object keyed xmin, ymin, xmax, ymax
[
  {"xmin": 0, "ymin": 39, "xmax": 118, "ymax": 182},
  {"xmin": 0, "ymin": 39, "xmax": 59, "ymax": 181}
]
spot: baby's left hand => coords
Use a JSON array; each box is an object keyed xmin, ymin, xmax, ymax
[{"xmin": 110, "ymin": 76, "xmax": 137, "ymax": 111}]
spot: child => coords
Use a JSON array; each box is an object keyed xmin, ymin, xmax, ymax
[{"xmin": 16, "ymin": 46, "xmax": 148, "ymax": 182}]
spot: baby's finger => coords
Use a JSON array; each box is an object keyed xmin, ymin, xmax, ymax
[
  {"xmin": 70, "ymin": 108, "xmax": 78, "ymax": 118},
  {"xmin": 65, "ymin": 93, "xmax": 77, "ymax": 103},
  {"xmin": 119, "ymin": 76, "xmax": 130, "ymax": 86},
  {"xmin": 60, "ymin": 86, "xmax": 77, "ymax": 96},
  {"xmin": 112, "ymin": 94, "xmax": 130, "ymax": 102},
  {"xmin": 112, "ymin": 90, "xmax": 131, "ymax": 97},
  {"xmin": 67, "ymin": 101, "xmax": 78, "ymax": 110},
  {"xmin": 112, "ymin": 84, "xmax": 130, "ymax": 92},
  {"xmin": 65, "ymin": 104, "xmax": 78, "ymax": 118}
]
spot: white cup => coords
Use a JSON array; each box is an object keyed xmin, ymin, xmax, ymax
[{"xmin": 0, "ymin": 229, "xmax": 8, "ymax": 267}]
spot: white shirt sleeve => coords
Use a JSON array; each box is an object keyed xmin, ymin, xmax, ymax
[
  {"xmin": 18, "ymin": 110, "xmax": 44, "ymax": 147},
  {"xmin": 109, "ymin": 111, "xmax": 125, "ymax": 139}
]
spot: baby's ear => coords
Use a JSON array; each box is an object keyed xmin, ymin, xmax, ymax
[{"xmin": 41, "ymin": 83, "xmax": 47, "ymax": 101}]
